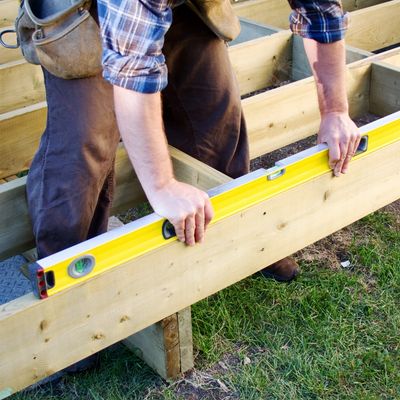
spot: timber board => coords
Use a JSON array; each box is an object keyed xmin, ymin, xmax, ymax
[{"xmin": 1, "ymin": 125, "xmax": 400, "ymax": 394}]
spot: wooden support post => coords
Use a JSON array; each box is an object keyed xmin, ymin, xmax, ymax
[
  {"xmin": 123, "ymin": 307, "xmax": 194, "ymax": 380},
  {"xmin": 1, "ymin": 125, "xmax": 400, "ymax": 394}
]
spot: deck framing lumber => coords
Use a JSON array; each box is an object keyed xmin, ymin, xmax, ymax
[
  {"xmin": 370, "ymin": 62, "xmax": 400, "ymax": 115},
  {"xmin": 2, "ymin": 48, "xmax": 400, "ymax": 179},
  {"xmin": 0, "ymin": 60, "xmax": 44, "ymax": 113},
  {"xmin": 1, "ymin": 127, "xmax": 399, "ymax": 394},
  {"xmin": 0, "ymin": 0, "xmax": 18, "ymax": 28},
  {"xmin": 0, "ymin": 27, "xmax": 21, "ymax": 64},
  {"xmin": 232, "ymin": 0, "xmax": 390, "ymax": 31},
  {"xmin": 346, "ymin": 0, "xmax": 400, "ymax": 51},
  {"xmin": 0, "ymin": 145, "xmax": 229, "ymax": 260}
]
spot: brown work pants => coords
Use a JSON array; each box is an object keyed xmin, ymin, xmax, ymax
[{"xmin": 26, "ymin": 5, "xmax": 249, "ymax": 259}]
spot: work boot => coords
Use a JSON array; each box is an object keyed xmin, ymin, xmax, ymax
[{"xmin": 260, "ymin": 257, "xmax": 300, "ymax": 282}]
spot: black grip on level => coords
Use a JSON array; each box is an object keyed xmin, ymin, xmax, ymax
[
  {"xmin": 162, "ymin": 220, "xmax": 176, "ymax": 240},
  {"xmin": 356, "ymin": 136, "xmax": 369, "ymax": 155}
]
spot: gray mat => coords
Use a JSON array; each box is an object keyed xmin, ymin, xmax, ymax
[{"xmin": 0, "ymin": 255, "xmax": 32, "ymax": 305}]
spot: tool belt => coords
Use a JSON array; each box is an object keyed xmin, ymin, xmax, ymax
[
  {"xmin": 0, "ymin": 0, "xmax": 239, "ymax": 80},
  {"xmin": 10, "ymin": 0, "xmax": 102, "ymax": 79}
]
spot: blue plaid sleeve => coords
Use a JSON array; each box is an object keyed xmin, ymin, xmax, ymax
[
  {"xmin": 97, "ymin": 0, "xmax": 172, "ymax": 93},
  {"xmin": 288, "ymin": 0, "xmax": 349, "ymax": 43}
]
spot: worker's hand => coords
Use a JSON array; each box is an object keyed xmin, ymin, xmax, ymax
[
  {"xmin": 149, "ymin": 179, "xmax": 214, "ymax": 246},
  {"xmin": 318, "ymin": 112, "xmax": 361, "ymax": 177}
]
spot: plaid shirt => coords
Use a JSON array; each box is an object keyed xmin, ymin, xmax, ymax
[{"xmin": 97, "ymin": 0, "xmax": 348, "ymax": 94}]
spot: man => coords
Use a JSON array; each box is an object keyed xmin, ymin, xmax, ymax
[
  {"xmin": 94, "ymin": 0, "xmax": 360, "ymax": 270},
  {"xmin": 21, "ymin": 0, "xmax": 360, "ymax": 385},
  {"xmin": 26, "ymin": 0, "xmax": 309, "ymax": 282},
  {"xmin": 26, "ymin": 0, "xmax": 361, "ymax": 276}
]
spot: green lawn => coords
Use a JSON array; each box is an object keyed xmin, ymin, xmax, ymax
[{"xmin": 13, "ymin": 203, "xmax": 399, "ymax": 400}]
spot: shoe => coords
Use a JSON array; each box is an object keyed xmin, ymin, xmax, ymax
[{"xmin": 260, "ymin": 257, "xmax": 300, "ymax": 282}]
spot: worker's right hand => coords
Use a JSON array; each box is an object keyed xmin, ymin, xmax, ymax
[{"xmin": 148, "ymin": 179, "xmax": 214, "ymax": 246}]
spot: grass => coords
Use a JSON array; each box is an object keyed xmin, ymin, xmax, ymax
[{"xmin": 11, "ymin": 203, "xmax": 400, "ymax": 400}]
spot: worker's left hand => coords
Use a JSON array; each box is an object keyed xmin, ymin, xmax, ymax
[{"xmin": 317, "ymin": 112, "xmax": 361, "ymax": 177}]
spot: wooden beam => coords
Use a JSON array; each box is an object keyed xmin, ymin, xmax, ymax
[
  {"xmin": 0, "ymin": 145, "xmax": 230, "ymax": 259},
  {"xmin": 346, "ymin": 0, "xmax": 400, "ymax": 51},
  {"xmin": 0, "ymin": 27, "xmax": 22, "ymax": 64},
  {"xmin": 243, "ymin": 62, "xmax": 371, "ymax": 158},
  {"xmin": 370, "ymin": 62, "xmax": 400, "ymax": 115},
  {"xmin": 233, "ymin": 0, "xmax": 291, "ymax": 30},
  {"xmin": 0, "ymin": 102, "xmax": 47, "ymax": 179},
  {"xmin": 1, "ymin": 128, "xmax": 399, "ymax": 394},
  {"xmin": 232, "ymin": 0, "xmax": 388, "ymax": 30},
  {"xmin": 229, "ymin": 31, "xmax": 292, "ymax": 95},
  {"xmin": 0, "ymin": 0, "xmax": 18, "ymax": 28},
  {"xmin": 0, "ymin": 60, "xmax": 45, "ymax": 113},
  {"xmin": 341, "ymin": 0, "xmax": 389, "ymax": 11}
]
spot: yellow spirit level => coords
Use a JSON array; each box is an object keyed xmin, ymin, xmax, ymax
[{"xmin": 29, "ymin": 112, "xmax": 400, "ymax": 299}]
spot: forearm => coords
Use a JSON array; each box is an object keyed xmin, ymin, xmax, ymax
[
  {"xmin": 303, "ymin": 38, "xmax": 361, "ymax": 176},
  {"xmin": 303, "ymin": 38, "xmax": 348, "ymax": 115},
  {"xmin": 113, "ymin": 86, "xmax": 213, "ymax": 245},
  {"xmin": 113, "ymin": 86, "xmax": 174, "ymax": 199}
]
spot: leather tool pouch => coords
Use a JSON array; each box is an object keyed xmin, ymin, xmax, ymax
[{"xmin": 15, "ymin": 0, "xmax": 102, "ymax": 79}]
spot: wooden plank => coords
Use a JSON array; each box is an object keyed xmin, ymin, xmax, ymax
[
  {"xmin": 2, "ymin": 131, "xmax": 400, "ymax": 394},
  {"xmin": 0, "ymin": 27, "xmax": 22, "ymax": 64},
  {"xmin": 0, "ymin": 60, "xmax": 45, "ymax": 113},
  {"xmin": 341, "ymin": 0, "xmax": 390, "ymax": 11},
  {"xmin": 229, "ymin": 31, "xmax": 292, "ymax": 95},
  {"xmin": 370, "ymin": 62, "xmax": 400, "ymax": 115},
  {"xmin": 243, "ymin": 62, "xmax": 371, "ymax": 158},
  {"xmin": 22, "ymin": 217, "xmax": 196, "ymax": 381},
  {"xmin": 232, "ymin": 0, "xmax": 387, "ymax": 30},
  {"xmin": 0, "ymin": 102, "xmax": 47, "ymax": 179},
  {"xmin": 0, "ymin": 0, "xmax": 18, "ymax": 28},
  {"xmin": 0, "ymin": 145, "xmax": 230, "ymax": 259},
  {"xmin": 346, "ymin": 0, "xmax": 400, "ymax": 51},
  {"xmin": 233, "ymin": 0, "xmax": 291, "ymax": 30}
]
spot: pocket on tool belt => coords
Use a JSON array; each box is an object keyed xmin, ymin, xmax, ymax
[{"xmin": 17, "ymin": 0, "xmax": 102, "ymax": 79}]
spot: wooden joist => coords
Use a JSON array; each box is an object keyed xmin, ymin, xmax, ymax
[
  {"xmin": 0, "ymin": 60, "xmax": 45, "ymax": 113},
  {"xmin": 0, "ymin": 145, "xmax": 230, "ymax": 260},
  {"xmin": 0, "ymin": 102, "xmax": 47, "ymax": 179},
  {"xmin": 2, "ymin": 46, "xmax": 398, "ymax": 179},
  {"xmin": 346, "ymin": 0, "xmax": 400, "ymax": 51},
  {"xmin": 0, "ymin": 27, "xmax": 21, "ymax": 64},
  {"xmin": 2, "ymin": 121, "xmax": 400, "ymax": 393},
  {"xmin": 0, "ymin": 0, "xmax": 18, "ymax": 28},
  {"xmin": 233, "ymin": 0, "xmax": 390, "ymax": 31}
]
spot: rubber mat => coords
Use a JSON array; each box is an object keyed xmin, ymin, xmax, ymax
[{"xmin": 0, "ymin": 255, "xmax": 32, "ymax": 305}]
